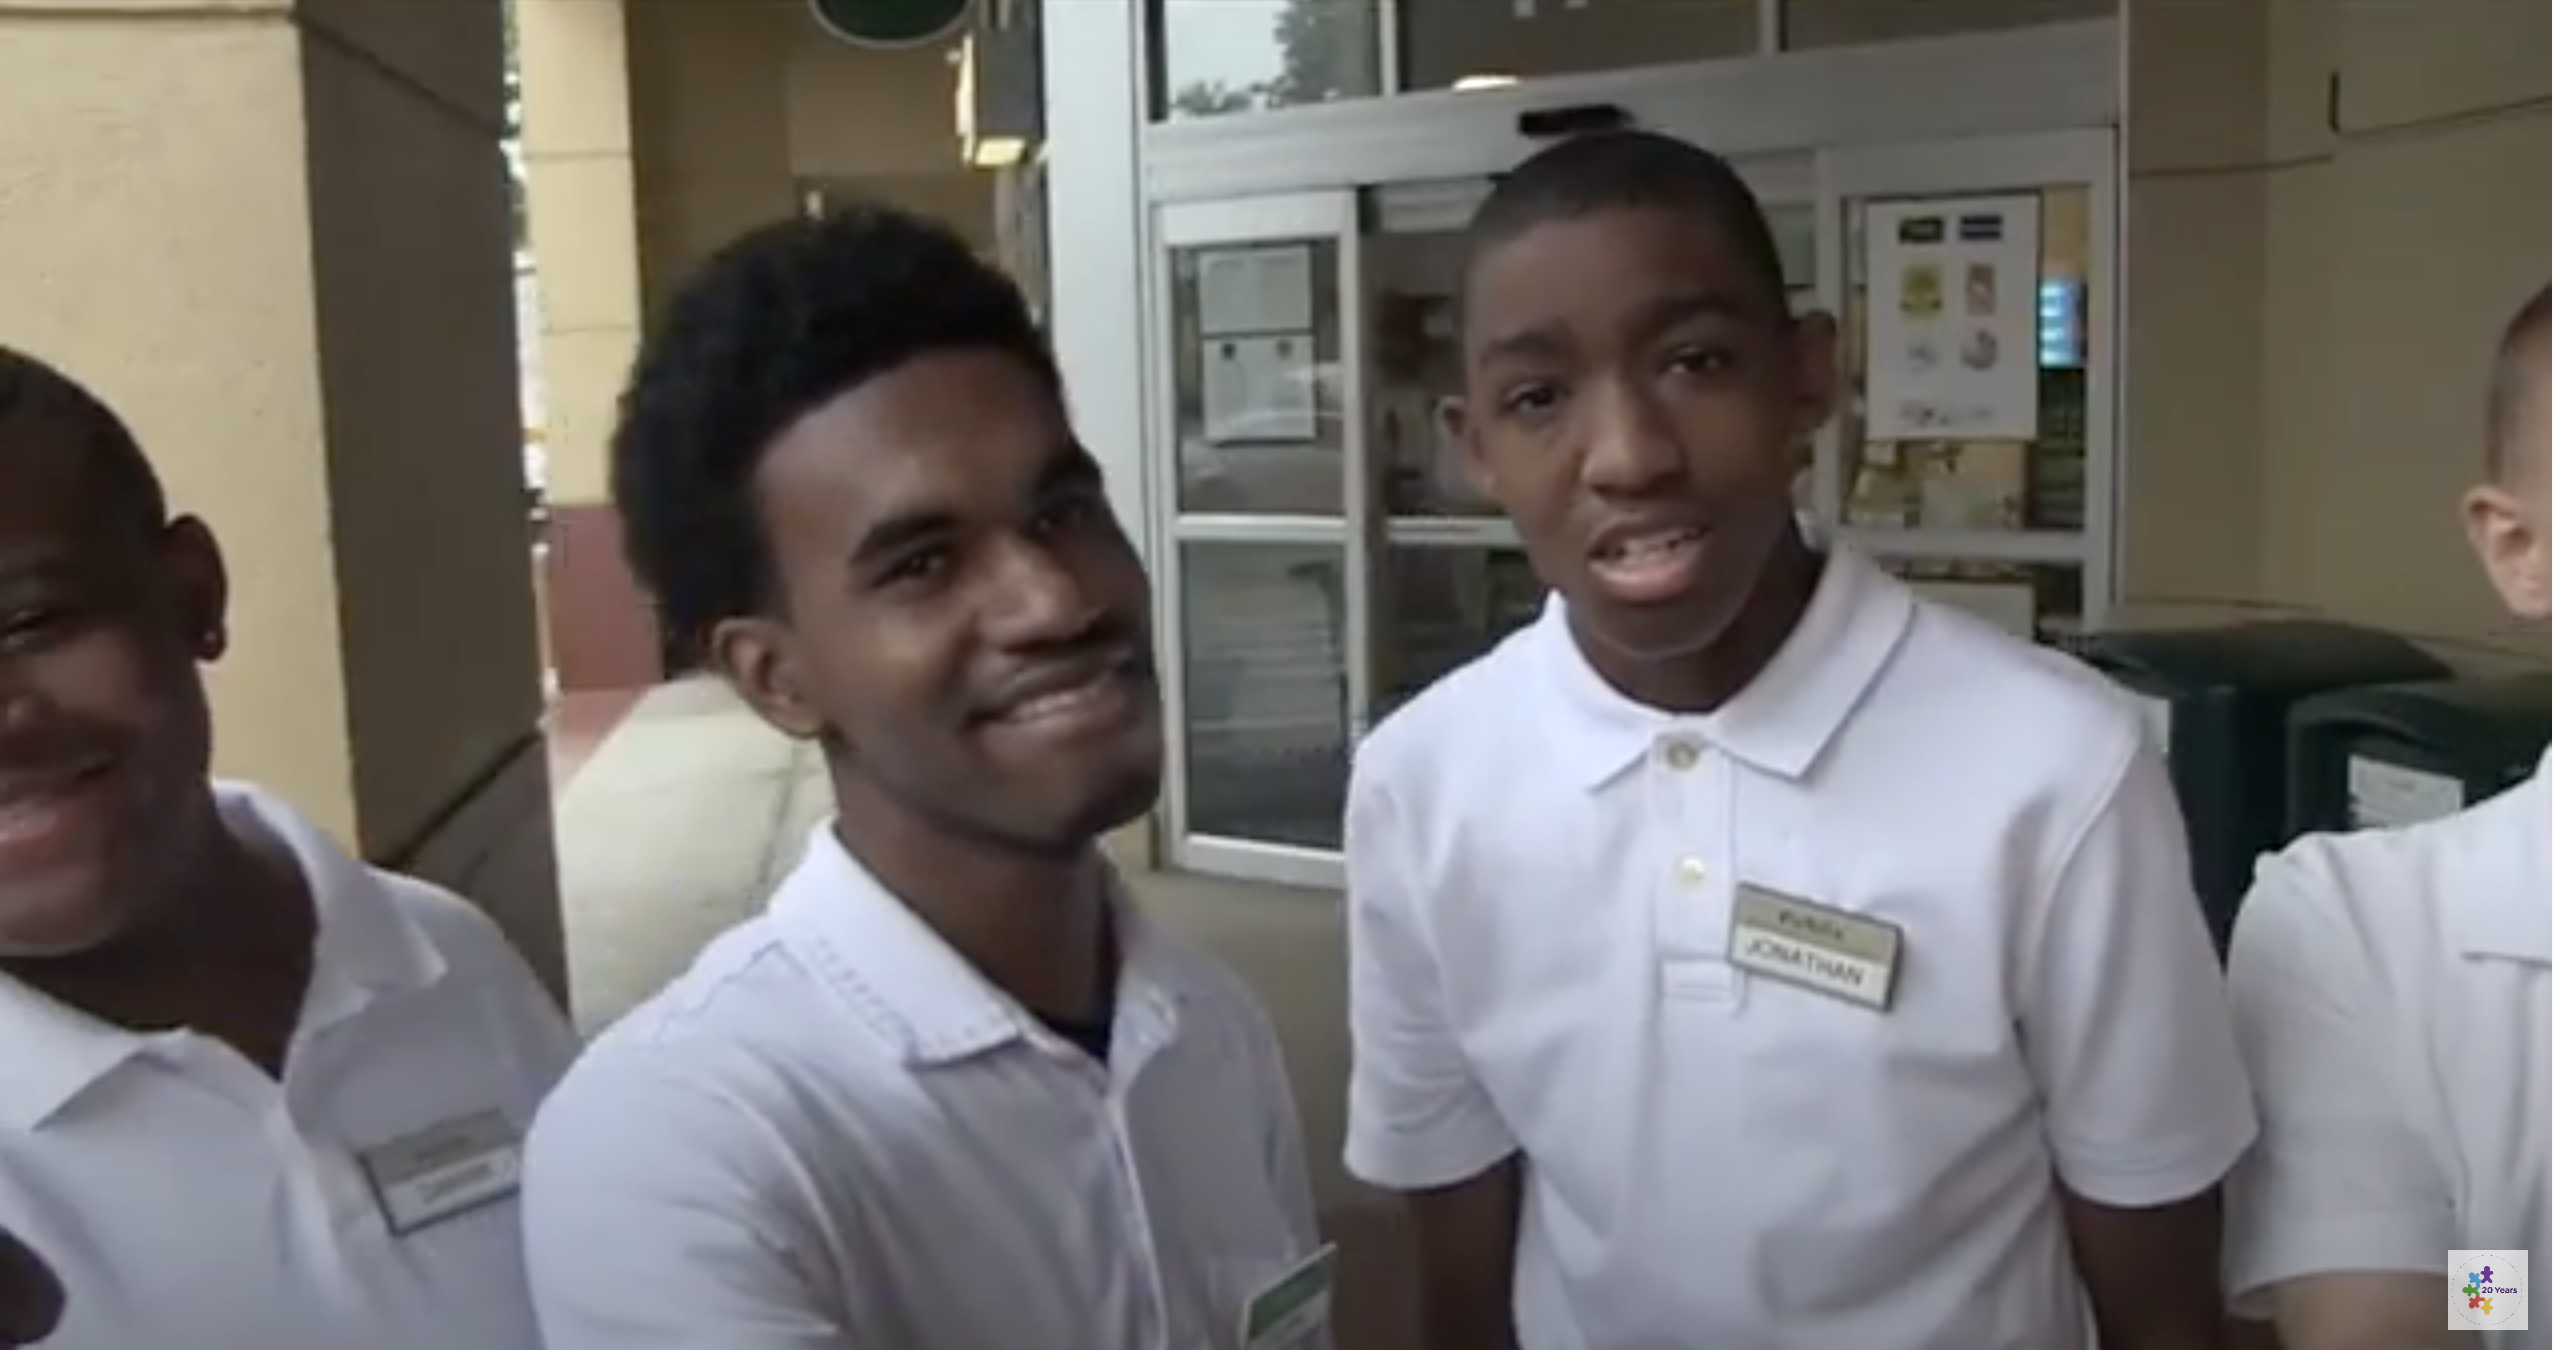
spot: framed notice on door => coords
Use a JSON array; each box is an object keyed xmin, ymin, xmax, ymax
[{"xmin": 1863, "ymin": 194, "xmax": 2041, "ymax": 441}]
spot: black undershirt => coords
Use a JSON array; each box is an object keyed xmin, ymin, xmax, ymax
[{"xmin": 1037, "ymin": 1008, "xmax": 1115, "ymax": 1063}]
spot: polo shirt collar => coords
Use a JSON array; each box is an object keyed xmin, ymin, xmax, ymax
[
  {"xmin": 769, "ymin": 822, "xmax": 1207, "ymax": 1070},
  {"xmin": 0, "ymin": 779, "xmax": 450, "ymax": 1130},
  {"xmin": 1542, "ymin": 543, "xmax": 1915, "ymax": 790}
]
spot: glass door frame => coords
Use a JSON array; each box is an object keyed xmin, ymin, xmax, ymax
[
  {"xmin": 1809, "ymin": 128, "xmax": 2121, "ymax": 625},
  {"xmin": 1149, "ymin": 191, "xmax": 1374, "ymax": 889}
]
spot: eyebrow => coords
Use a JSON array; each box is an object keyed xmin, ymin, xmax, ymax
[
  {"xmin": 1472, "ymin": 290, "xmax": 1759, "ymax": 369},
  {"xmin": 843, "ymin": 439, "xmax": 1103, "ymax": 570}
]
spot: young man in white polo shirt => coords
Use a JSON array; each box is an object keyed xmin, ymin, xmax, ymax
[
  {"xmin": 518, "ymin": 205, "xmax": 1327, "ymax": 1350},
  {"xmin": 1341, "ymin": 131, "xmax": 2257, "ymax": 1350},
  {"xmin": 0, "ymin": 348, "xmax": 577, "ymax": 1350},
  {"xmin": 2224, "ymin": 284, "xmax": 2553, "ymax": 1350}
]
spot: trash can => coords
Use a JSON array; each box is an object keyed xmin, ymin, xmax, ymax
[
  {"xmin": 2067, "ymin": 619, "xmax": 2451, "ymax": 951},
  {"xmin": 2285, "ymin": 672, "xmax": 2552, "ymax": 834}
]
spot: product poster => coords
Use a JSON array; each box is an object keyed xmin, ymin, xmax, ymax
[
  {"xmin": 1863, "ymin": 195, "xmax": 2042, "ymax": 441},
  {"xmin": 1201, "ymin": 333, "xmax": 1319, "ymax": 444}
]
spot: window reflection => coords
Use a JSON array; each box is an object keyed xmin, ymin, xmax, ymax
[
  {"xmin": 1397, "ymin": 0, "xmax": 1756, "ymax": 90},
  {"xmin": 1156, "ymin": 0, "xmax": 1380, "ymax": 120},
  {"xmin": 1179, "ymin": 542, "xmax": 1352, "ymax": 849}
]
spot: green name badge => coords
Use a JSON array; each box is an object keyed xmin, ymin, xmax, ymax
[{"xmin": 1240, "ymin": 1243, "xmax": 1337, "ymax": 1350}]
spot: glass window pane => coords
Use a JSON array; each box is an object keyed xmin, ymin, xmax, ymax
[
  {"xmin": 1835, "ymin": 186, "xmax": 2091, "ymax": 532},
  {"xmin": 1366, "ymin": 190, "xmax": 1486, "ymax": 518},
  {"xmin": 1156, "ymin": 0, "xmax": 1382, "ymax": 121},
  {"xmin": 1398, "ymin": 0, "xmax": 1755, "ymax": 91},
  {"xmin": 1170, "ymin": 239, "xmax": 1346, "ymax": 516},
  {"xmin": 1781, "ymin": 0, "xmax": 2111, "ymax": 52},
  {"xmin": 1179, "ymin": 541, "xmax": 1352, "ymax": 850},
  {"xmin": 1372, "ymin": 544, "xmax": 1543, "ymax": 718}
]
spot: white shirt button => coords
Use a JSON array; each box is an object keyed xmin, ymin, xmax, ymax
[
  {"xmin": 1676, "ymin": 857, "xmax": 1708, "ymax": 886},
  {"xmin": 1661, "ymin": 739, "xmax": 1702, "ymax": 771}
]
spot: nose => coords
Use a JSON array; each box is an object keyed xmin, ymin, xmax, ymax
[
  {"xmin": 981, "ymin": 532, "xmax": 1106, "ymax": 647},
  {"xmin": 1578, "ymin": 377, "xmax": 1683, "ymax": 496}
]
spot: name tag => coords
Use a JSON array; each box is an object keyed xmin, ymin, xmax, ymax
[
  {"xmin": 1728, "ymin": 885, "xmax": 1903, "ymax": 1011},
  {"xmin": 356, "ymin": 1110, "xmax": 524, "ymax": 1237},
  {"xmin": 1239, "ymin": 1244, "xmax": 1337, "ymax": 1350}
]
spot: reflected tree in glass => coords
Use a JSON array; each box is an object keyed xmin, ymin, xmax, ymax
[{"xmin": 1159, "ymin": 0, "xmax": 1377, "ymax": 120}]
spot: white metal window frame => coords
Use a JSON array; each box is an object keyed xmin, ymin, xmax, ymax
[
  {"xmin": 1150, "ymin": 192, "xmax": 1373, "ymax": 889},
  {"xmin": 1139, "ymin": 19, "xmax": 2118, "ymax": 204},
  {"xmin": 1813, "ymin": 129, "xmax": 2121, "ymax": 624}
]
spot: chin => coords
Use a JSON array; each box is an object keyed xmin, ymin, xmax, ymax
[
  {"xmin": 1569, "ymin": 588, "xmax": 1751, "ymax": 663},
  {"xmin": 0, "ymin": 894, "xmax": 131, "ymax": 962},
  {"xmin": 1063, "ymin": 763, "xmax": 1164, "ymax": 843}
]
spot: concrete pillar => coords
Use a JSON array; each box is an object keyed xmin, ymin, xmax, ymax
[
  {"xmin": 0, "ymin": 0, "xmax": 566, "ymax": 996},
  {"xmin": 2117, "ymin": 0, "xmax": 2274, "ymax": 613},
  {"xmin": 516, "ymin": 0, "xmax": 660, "ymax": 693}
]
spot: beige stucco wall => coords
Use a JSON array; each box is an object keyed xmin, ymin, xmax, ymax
[
  {"xmin": 521, "ymin": 0, "xmax": 993, "ymax": 517},
  {"xmin": 0, "ymin": 0, "xmax": 561, "ymax": 987},
  {"xmin": 2122, "ymin": 0, "xmax": 2547, "ymax": 659}
]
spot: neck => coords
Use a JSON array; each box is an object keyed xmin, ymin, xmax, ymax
[
  {"xmin": 4, "ymin": 788, "xmax": 306, "ymax": 1031},
  {"xmin": 829, "ymin": 791, "xmax": 1113, "ymax": 1023},
  {"xmin": 1597, "ymin": 522, "xmax": 1824, "ymax": 714}
]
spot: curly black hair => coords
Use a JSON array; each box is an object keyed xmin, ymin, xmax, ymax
[
  {"xmin": 610, "ymin": 204, "xmax": 1059, "ymax": 655},
  {"xmin": 0, "ymin": 345, "xmax": 168, "ymax": 538}
]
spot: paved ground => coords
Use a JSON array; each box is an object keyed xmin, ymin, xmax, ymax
[{"xmin": 549, "ymin": 680, "xmax": 1418, "ymax": 1349}]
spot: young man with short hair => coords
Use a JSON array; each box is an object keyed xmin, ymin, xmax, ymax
[
  {"xmin": 2224, "ymin": 283, "xmax": 2553, "ymax": 1350},
  {"xmin": 518, "ymin": 205, "xmax": 1328, "ymax": 1350},
  {"xmin": 1342, "ymin": 131, "xmax": 2255, "ymax": 1350},
  {"xmin": 0, "ymin": 347, "xmax": 576, "ymax": 1350}
]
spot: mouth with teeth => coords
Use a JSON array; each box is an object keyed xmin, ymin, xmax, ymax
[
  {"xmin": 983, "ymin": 660, "xmax": 1154, "ymax": 745},
  {"xmin": 1587, "ymin": 526, "xmax": 1707, "ymax": 605}
]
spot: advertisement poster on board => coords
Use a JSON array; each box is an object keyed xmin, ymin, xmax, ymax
[{"xmin": 1864, "ymin": 194, "xmax": 2042, "ymax": 441}]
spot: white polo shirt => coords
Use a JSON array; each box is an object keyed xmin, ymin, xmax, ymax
[
  {"xmin": 1342, "ymin": 548, "xmax": 2258, "ymax": 1350},
  {"xmin": 520, "ymin": 823, "xmax": 1325, "ymax": 1350},
  {"xmin": 2225, "ymin": 753, "xmax": 2551, "ymax": 1346},
  {"xmin": 0, "ymin": 781, "xmax": 576, "ymax": 1350}
]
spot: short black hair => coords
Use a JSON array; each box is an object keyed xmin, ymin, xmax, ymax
[
  {"xmin": 0, "ymin": 346, "xmax": 168, "ymax": 536},
  {"xmin": 611, "ymin": 204, "xmax": 1059, "ymax": 654},
  {"xmin": 1462, "ymin": 130, "xmax": 1791, "ymax": 316},
  {"xmin": 2485, "ymin": 282, "xmax": 2550, "ymax": 482}
]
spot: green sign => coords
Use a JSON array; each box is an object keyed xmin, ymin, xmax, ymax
[{"xmin": 809, "ymin": 0, "xmax": 972, "ymax": 48}]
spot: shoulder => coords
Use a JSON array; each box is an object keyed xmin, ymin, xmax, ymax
[
  {"xmin": 1901, "ymin": 604, "xmax": 2149, "ymax": 769},
  {"xmin": 527, "ymin": 913, "xmax": 846, "ymax": 1184},
  {"xmin": 2234, "ymin": 811, "xmax": 2477, "ymax": 979},
  {"xmin": 1873, "ymin": 603, "xmax": 2155, "ymax": 863},
  {"xmin": 1353, "ymin": 611, "xmax": 1548, "ymax": 803}
]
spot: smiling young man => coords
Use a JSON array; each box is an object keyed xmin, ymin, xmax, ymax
[
  {"xmin": 1340, "ymin": 132, "xmax": 2256, "ymax": 1350},
  {"xmin": 0, "ymin": 347, "xmax": 576, "ymax": 1350},
  {"xmin": 517, "ymin": 205, "xmax": 1328, "ymax": 1350},
  {"xmin": 2223, "ymin": 284, "xmax": 2553, "ymax": 1350}
]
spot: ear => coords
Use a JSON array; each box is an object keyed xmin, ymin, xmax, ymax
[
  {"xmin": 1437, "ymin": 393, "xmax": 1496, "ymax": 503},
  {"xmin": 1785, "ymin": 309, "xmax": 1842, "ymax": 441},
  {"xmin": 158, "ymin": 515, "xmax": 231, "ymax": 663},
  {"xmin": 708, "ymin": 616, "xmax": 827, "ymax": 741},
  {"xmin": 2461, "ymin": 482, "xmax": 2550, "ymax": 622}
]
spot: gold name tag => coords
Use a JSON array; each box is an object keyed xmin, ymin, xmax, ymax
[
  {"xmin": 357, "ymin": 1109, "xmax": 524, "ymax": 1237},
  {"xmin": 1727, "ymin": 885, "xmax": 1903, "ymax": 1011}
]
